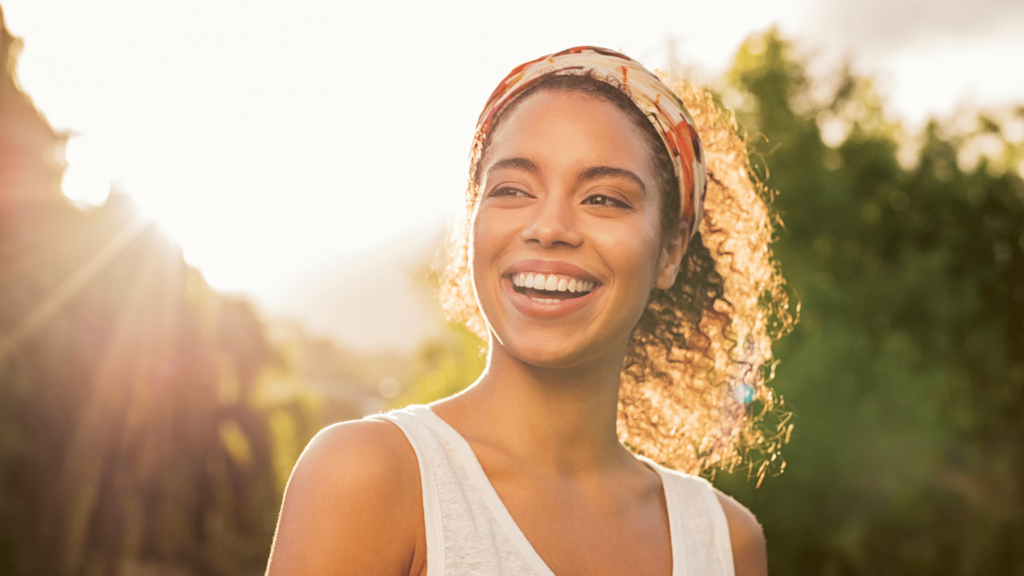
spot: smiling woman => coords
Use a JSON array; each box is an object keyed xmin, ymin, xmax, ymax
[{"xmin": 265, "ymin": 47, "xmax": 792, "ymax": 576}]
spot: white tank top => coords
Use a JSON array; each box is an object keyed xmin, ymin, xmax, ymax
[{"xmin": 370, "ymin": 405, "xmax": 736, "ymax": 576}]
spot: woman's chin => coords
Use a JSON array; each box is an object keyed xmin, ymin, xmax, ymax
[{"xmin": 494, "ymin": 332, "xmax": 616, "ymax": 373}]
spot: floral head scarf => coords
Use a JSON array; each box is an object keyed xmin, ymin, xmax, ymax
[{"xmin": 476, "ymin": 46, "xmax": 707, "ymax": 240}]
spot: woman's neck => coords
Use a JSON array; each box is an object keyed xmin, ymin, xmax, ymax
[{"xmin": 433, "ymin": 341, "xmax": 633, "ymax": 475}]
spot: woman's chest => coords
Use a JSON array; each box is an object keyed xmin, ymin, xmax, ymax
[{"xmin": 485, "ymin": 469, "xmax": 674, "ymax": 576}]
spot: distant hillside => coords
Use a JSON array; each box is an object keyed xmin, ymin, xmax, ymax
[{"xmin": 263, "ymin": 224, "xmax": 449, "ymax": 353}]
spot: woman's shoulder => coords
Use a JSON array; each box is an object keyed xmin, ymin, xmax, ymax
[
  {"xmin": 266, "ymin": 417, "xmax": 425, "ymax": 575},
  {"xmin": 298, "ymin": 417, "xmax": 421, "ymax": 491},
  {"xmin": 648, "ymin": 465, "xmax": 767, "ymax": 576},
  {"xmin": 712, "ymin": 488, "xmax": 767, "ymax": 576}
]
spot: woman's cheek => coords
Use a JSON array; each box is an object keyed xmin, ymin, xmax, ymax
[
  {"xmin": 596, "ymin": 227, "xmax": 661, "ymax": 285},
  {"xmin": 470, "ymin": 210, "xmax": 507, "ymax": 313}
]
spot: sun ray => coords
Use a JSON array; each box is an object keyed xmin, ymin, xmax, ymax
[{"xmin": 0, "ymin": 214, "xmax": 151, "ymax": 360}]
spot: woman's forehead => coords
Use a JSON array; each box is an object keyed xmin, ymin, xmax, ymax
[{"xmin": 482, "ymin": 90, "xmax": 653, "ymax": 178}]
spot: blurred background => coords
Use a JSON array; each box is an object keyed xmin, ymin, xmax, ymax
[{"xmin": 1, "ymin": 0, "xmax": 1022, "ymax": 574}]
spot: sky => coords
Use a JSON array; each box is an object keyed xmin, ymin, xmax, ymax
[{"xmin": 4, "ymin": 0, "xmax": 1023, "ymax": 306}]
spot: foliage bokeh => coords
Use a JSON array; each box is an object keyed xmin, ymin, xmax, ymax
[{"xmin": 711, "ymin": 30, "xmax": 1024, "ymax": 575}]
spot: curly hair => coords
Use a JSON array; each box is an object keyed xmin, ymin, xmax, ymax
[{"xmin": 439, "ymin": 72, "xmax": 795, "ymax": 477}]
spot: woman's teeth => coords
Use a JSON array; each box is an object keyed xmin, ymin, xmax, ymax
[{"xmin": 511, "ymin": 273, "xmax": 595, "ymax": 294}]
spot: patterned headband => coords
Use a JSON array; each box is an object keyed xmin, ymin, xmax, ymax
[{"xmin": 476, "ymin": 46, "xmax": 707, "ymax": 240}]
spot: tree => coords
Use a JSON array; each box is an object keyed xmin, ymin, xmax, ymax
[{"xmin": 716, "ymin": 29, "xmax": 1024, "ymax": 575}]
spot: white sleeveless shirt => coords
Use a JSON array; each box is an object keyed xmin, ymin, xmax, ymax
[{"xmin": 370, "ymin": 405, "xmax": 736, "ymax": 576}]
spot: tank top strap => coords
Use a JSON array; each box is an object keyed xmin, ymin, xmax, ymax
[
  {"xmin": 650, "ymin": 466, "xmax": 736, "ymax": 576},
  {"xmin": 368, "ymin": 408, "xmax": 447, "ymax": 574},
  {"xmin": 369, "ymin": 405, "xmax": 550, "ymax": 576}
]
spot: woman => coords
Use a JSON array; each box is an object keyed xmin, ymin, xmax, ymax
[{"xmin": 266, "ymin": 46, "xmax": 790, "ymax": 576}]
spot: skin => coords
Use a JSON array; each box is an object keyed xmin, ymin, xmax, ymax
[{"xmin": 265, "ymin": 91, "xmax": 767, "ymax": 576}]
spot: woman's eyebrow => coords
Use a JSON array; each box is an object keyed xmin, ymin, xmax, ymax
[
  {"xmin": 577, "ymin": 166, "xmax": 646, "ymax": 195},
  {"xmin": 485, "ymin": 157, "xmax": 540, "ymax": 179}
]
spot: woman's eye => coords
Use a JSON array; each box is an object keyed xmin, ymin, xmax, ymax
[
  {"xmin": 584, "ymin": 194, "xmax": 628, "ymax": 208},
  {"xmin": 491, "ymin": 186, "xmax": 530, "ymax": 198}
]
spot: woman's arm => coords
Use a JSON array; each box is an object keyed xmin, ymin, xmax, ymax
[
  {"xmin": 714, "ymin": 490, "xmax": 768, "ymax": 576},
  {"xmin": 265, "ymin": 420, "xmax": 425, "ymax": 576}
]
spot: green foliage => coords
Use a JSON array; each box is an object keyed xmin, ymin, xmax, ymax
[
  {"xmin": 714, "ymin": 29, "xmax": 1024, "ymax": 575},
  {"xmin": 265, "ymin": 321, "xmax": 410, "ymax": 421},
  {"xmin": 395, "ymin": 323, "xmax": 486, "ymax": 407}
]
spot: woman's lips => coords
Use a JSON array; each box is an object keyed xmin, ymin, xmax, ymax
[
  {"xmin": 500, "ymin": 259, "xmax": 602, "ymax": 316},
  {"xmin": 503, "ymin": 259, "xmax": 600, "ymax": 283},
  {"xmin": 502, "ymin": 274, "xmax": 599, "ymax": 317}
]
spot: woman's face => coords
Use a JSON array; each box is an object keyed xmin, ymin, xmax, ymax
[{"xmin": 471, "ymin": 89, "xmax": 683, "ymax": 370}]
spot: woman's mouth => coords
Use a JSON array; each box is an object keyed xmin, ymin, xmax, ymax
[{"xmin": 508, "ymin": 272, "xmax": 597, "ymax": 304}]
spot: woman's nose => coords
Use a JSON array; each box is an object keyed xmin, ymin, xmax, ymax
[{"xmin": 520, "ymin": 195, "xmax": 583, "ymax": 248}]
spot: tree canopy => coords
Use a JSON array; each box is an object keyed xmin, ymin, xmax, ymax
[{"xmin": 714, "ymin": 29, "xmax": 1024, "ymax": 575}]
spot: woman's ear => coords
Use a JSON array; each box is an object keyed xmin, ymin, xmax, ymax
[{"xmin": 655, "ymin": 223, "xmax": 689, "ymax": 290}]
